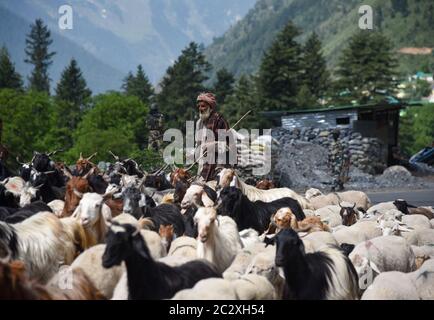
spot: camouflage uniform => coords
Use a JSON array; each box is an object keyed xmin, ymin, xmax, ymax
[
  {"xmin": 147, "ymin": 103, "xmax": 164, "ymax": 152},
  {"xmin": 328, "ymin": 129, "xmax": 348, "ymax": 191}
]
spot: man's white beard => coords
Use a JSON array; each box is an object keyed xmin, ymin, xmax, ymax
[{"xmin": 199, "ymin": 107, "xmax": 212, "ymax": 121}]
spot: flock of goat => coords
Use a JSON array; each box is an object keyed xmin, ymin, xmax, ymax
[{"xmin": 0, "ymin": 151, "xmax": 433, "ymax": 300}]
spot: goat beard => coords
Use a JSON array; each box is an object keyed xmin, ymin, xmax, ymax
[{"xmin": 199, "ymin": 107, "xmax": 212, "ymax": 121}]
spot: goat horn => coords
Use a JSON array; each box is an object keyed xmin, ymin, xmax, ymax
[
  {"xmin": 83, "ymin": 167, "xmax": 95, "ymax": 180},
  {"xmin": 155, "ymin": 163, "xmax": 169, "ymax": 175},
  {"xmin": 47, "ymin": 150, "xmax": 60, "ymax": 157},
  {"xmin": 44, "ymin": 171, "xmax": 56, "ymax": 175},
  {"xmin": 79, "ymin": 152, "xmax": 83, "ymax": 160},
  {"xmin": 33, "ymin": 184, "xmax": 44, "ymax": 189},
  {"xmin": 0, "ymin": 178, "xmax": 9, "ymax": 185},
  {"xmin": 73, "ymin": 188, "xmax": 84, "ymax": 198},
  {"xmin": 62, "ymin": 167, "xmax": 73, "ymax": 180},
  {"xmin": 109, "ymin": 151, "xmax": 120, "ymax": 161},
  {"xmin": 86, "ymin": 152, "xmax": 97, "ymax": 161},
  {"xmin": 352, "ymin": 203, "xmax": 356, "ymax": 210},
  {"xmin": 16, "ymin": 156, "xmax": 29, "ymax": 166}
]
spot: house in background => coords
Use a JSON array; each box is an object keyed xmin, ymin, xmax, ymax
[{"xmin": 262, "ymin": 100, "xmax": 422, "ymax": 166}]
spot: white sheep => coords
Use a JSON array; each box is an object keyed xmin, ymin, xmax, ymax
[
  {"xmin": 223, "ymin": 242, "xmax": 267, "ymax": 281},
  {"xmin": 401, "ymin": 214, "xmax": 432, "ymax": 230},
  {"xmin": 302, "ymin": 231, "xmax": 338, "ymax": 253},
  {"xmin": 172, "ymin": 274, "xmax": 276, "ymax": 300},
  {"xmin": 366, "ymin": 201, "xmax": 396, "ymax": 215},
  {"xmin": 167, "ymin": 236, "xmax": 197, "ymax": 260},
  {"xmin": 314, "ymin": 205, "xmax": 342, "ymax": 227},
  {"xmin": 333, "ymin": 220, "xmax": 382, "ymax": 245},
  {"xmin": 431, "ymin": 219, "xmax": 434, "ymax": 228},
  {"xmin": 244, "ymin": 245, "xmax": 285, "ymax": 298},
  {"xmin": 305, "ymin": 188, "xmax": 371, "ymax": 211},
  {"xmin": 362, "ymin": 259, "xmax": 434, "ymax": 300},
  {"xmin": 405, "ymin": 228, "xmax": 434, "ymax": 246},
  {"xmin": 350, "ymin": 236, "xmax": 416, "ymax": 289}
]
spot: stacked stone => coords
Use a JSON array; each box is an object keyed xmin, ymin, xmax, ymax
[{"xmin": 271, "ymin": 127, "xmax": 385, "ymax": 174}]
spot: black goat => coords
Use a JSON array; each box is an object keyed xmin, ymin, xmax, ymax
[
  {"xmin": 122, "ymin": 187, "xmax": 184, "ymax": 236},
  {"xmin": 144, "ymin": 173, "xmax": 172, "ymax": 191},
  {"xmin": 182, "ymin": 206, "xmax": 198, "ymax": 238},
  {"xmin": 394, "ymin": 199, "xmax": 433, "ymax": 220},
  {"xmin": 217, "ymin": 187, "xmax": 305, "ymax": 234},
  {"xmin": 265, "ymin": 229, "xmax": 359, "ymax": 300},
  {"xmin": 1, "ymin": 201, "xmax": 52, "ymax": 224},
  {"xmin": 0, "ymin": 184, "xmax": 18, "ymax": 208},
  {"xmin": 102, "ymin": 222, "xmax": 221, "ymax": 300},
  {"xmin": 0, "ymin": 160, "xmax": 11, "ymax": 180},
  {"xmin": 339, "ymin": 203, "xmax": 358, "ymax": 226},
  {"xmin": 87, "ymin": 174, "xmax": 108, "ymax": 195}
]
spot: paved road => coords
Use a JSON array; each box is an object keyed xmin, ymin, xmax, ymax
[{"xmin": 367, "ymin": 189, "xmax": 434, "ymax": 207}]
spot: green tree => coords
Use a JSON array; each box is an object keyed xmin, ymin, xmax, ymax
[
  {"xmin": 157, "ymin": 42, "xmax": 211, "ymax": 129},
  {"xmin": 0, "ymin": 46, "xmax": 23, "ymax": 90},
  {"xmin": 258, "ymin": 21, "xmax": 303, "ymax": 111},
  {"xmin": 55, "ymin": 58, "xmax": 92, "ymax": 111},
  {"xmin": 335, "ymin": 31, "xmax": 398, "ymax": 104},
  {"xmin": 66, "ymin": 92, "xmax": 148, "ymax": 163},
  {"xmin": 222, "ymin": 75, "xmax": 267, "ymax": 129},
  {"xmin": 25, "ymin": 19, "xmax": 56, "ymax": 93},
  {"xmin": 400, "ymin": 104, "xmax": 434, "ymax": 156},
  {"xmin": 0, "ymin": 89, "xmax": 53, "ymax": 164},
  {"xmin": 212, "ymin": 68, "xmax": 235, "ymax": 105},
  {"xmin": 301, "ymin": 32, "xmax": 329, "ymax": 102},
  {"xmin": 295, "ymin": 84, "xmax": 317, "ymax": 109},
  {"xmin": 122, "ymin": 65, "xmax": 154, "ymax": 105}
]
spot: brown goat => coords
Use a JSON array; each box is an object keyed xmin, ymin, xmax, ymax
[
  {"xmin": 61, "ymin": 168, "xmax": 97, "ymax": 218},
  {"xmin": 159, "ymin": 224, "xmax": 175, "ymax": 252},
  {"xmin": 170, "ymin": 168, "xmax": 192, "ymax": 186},
  {"xmin": 75, "ymin": 153, "xmax": 98, "ymax": 176},
  {"xmin": 273, "ymin": 207, "xmax": 330, "ymax": 233},
  {"xmin": 256, "ymin": 180, "xmax": 276, "ymax": 190},
  {"xmin": 339, "ymin": 203, "xmax": 359, "ymax": 226},
  {"xmin": 0, "ymin": 261, "xmax": 106, "ymax": 300}
]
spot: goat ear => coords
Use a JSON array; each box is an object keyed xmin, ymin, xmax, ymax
[
  {"xmin": 72, "ymin": 204, "xmax": 81, "ymax": 218},
  {"xmin": 102, "ymin": 203, "xmax": 112, "ymax": 223},
  {"xmin": 230, "ymin": 175, "xmax": 237, "ymax": 187},
  {"xmin": 263, "ymin": 235, "xmax": 275, "ymax": 247},
  {"xmin": 203, "ymin": 185, "xmax": 217, "ymax": 203}
]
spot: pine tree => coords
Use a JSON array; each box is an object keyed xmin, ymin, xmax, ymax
[
  {"xmin": 157, "ymin": 42, "xmax": 211, "ymax": 129},
  {"xmin": 212, "ymin": 68, "xmax": 235, "ymax": 105},
  {"xmin": 301, "ymin": 32, "xmax": 329, "ymax": 102},
  {"xmin": 258, "ymin": 21, "xmax": 303, "ymax": 111},
  {"xmin": 222, "ymin": 75, "xmax": 266, "ymax": 129},
  {"xmin": 0, "ymin": 46, "xmax": 23, "ymax": 90},
  {"xmin": 122, "ymin": 65, "xmax": 154, "ymax": 105},
  {"xmin": 25, "ymin": 19, "xmax": 56, "ymax": 93},
  {"xmin": 335, "ymin": 31, "xmax": 398, "ymax": 104},
  {"xmin": 55, "ymin": 58, "xmax": 91, "ymax": 110}
]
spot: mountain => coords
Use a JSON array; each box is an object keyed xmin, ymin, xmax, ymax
[
  {"xmin": 205, "ymin": 0, "xmax": 434, "ymax": 80},
  {"xmin": 0, "ymin": 0, "xmax": 256, "ymax": 93}
]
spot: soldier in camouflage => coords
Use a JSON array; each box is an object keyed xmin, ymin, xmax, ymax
[
  {"xmin": 147, "ymin": 103, "xmax": 164, "ymax": 152},
  {"xmin": 328, "ymin": 129, "xmax": 348, "ymax": 191}
]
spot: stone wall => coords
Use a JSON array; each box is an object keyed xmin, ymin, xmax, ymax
[{"xmin": 271, "ymin": 127, "xmax": 387, "ymax": 175}]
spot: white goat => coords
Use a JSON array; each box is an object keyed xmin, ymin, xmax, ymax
[
  {"xmin": 333, "ymin": 220, "xmax": 382, "ymax": 245},
  {"xmin": 0, "ymin": 212, "xmax": 75, "ymax": 283},
  {"xmin": 195, "ymin": 207, "xmax": 242, "ymax": 273},
  {"xmin": 72, "ymin": 193, "xmax": 112, "ymax": 246}
]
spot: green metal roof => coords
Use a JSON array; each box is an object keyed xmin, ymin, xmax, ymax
[{"xmin": 260, "ymin": 100, "xmax": 427, "ymax": 118}]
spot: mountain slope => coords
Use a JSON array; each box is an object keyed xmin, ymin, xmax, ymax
[
  {"xmin": 0, "ymin": 0, "xmax": 256, "ymax": 91},
  {"xmin": 0, "ymin": 6, "xmax": 124, "ymax": 94},
  {"xmin": 205, "ymin": 0, "xmax": 434, "ymax": 80}
]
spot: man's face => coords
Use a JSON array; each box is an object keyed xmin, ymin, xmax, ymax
[{"xmin": 198, "ymin": 101, "xmax": 211, "ymax": 120}]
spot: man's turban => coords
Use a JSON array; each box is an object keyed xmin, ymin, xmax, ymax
[{"xmin": 197, "ymin": 92, "xmax": 217, "ymax": 109}]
